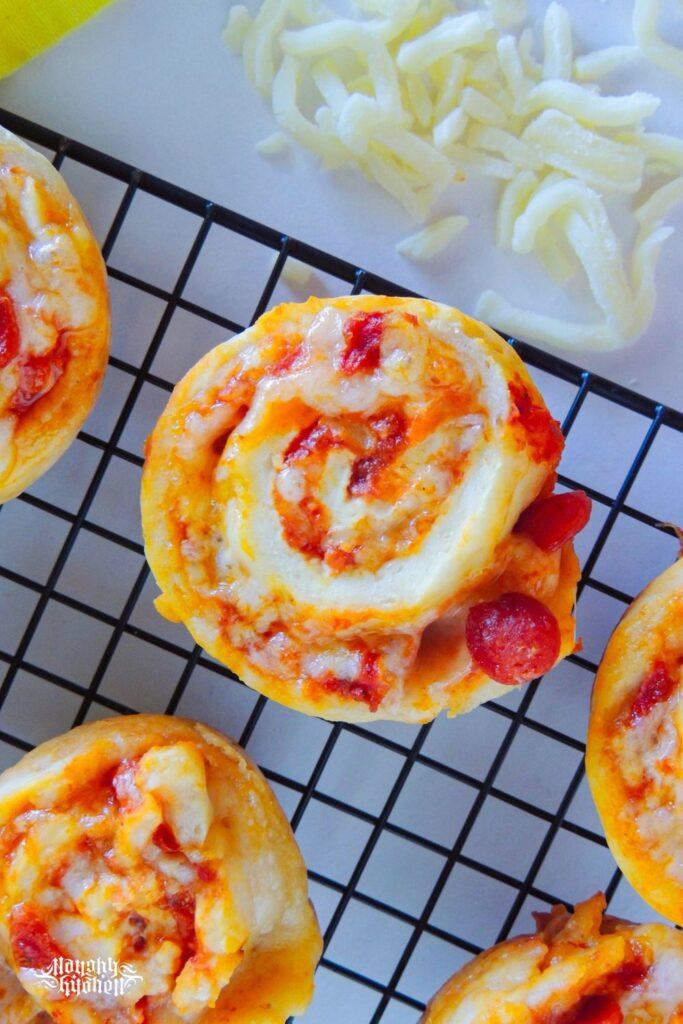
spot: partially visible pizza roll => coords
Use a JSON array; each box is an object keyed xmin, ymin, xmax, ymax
[
  {"xmin": 142, "ymin": 295, "xmax": 586, "ymax": 723},
  {"xmin": 0, "ymin": 715, "xmax": 321, "ymax": 1023},
  {"xmin": 586, "ymin": 556, "xmax": 682, "ymax": 926},
  {"xmin": 422, "ymin": 892, "xmax": 683, "ymax": 1024},
  {"xmin": 0, "ymin": 126, "xmax": 110, "ymax": 503},
  {"xmin": 0, "ymin": 956, "xmax": 43, "ymax": 1023}
]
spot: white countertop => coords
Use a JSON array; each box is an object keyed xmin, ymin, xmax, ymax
[{"xmin": 0, "ymin": 0, "xmax": 681, "ymax": 408}]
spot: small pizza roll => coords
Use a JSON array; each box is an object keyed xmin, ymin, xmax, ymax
[
  {"xmin": 0, "ymin": 127, "xmax": 110, "ymax": 503},
  {"xmin": 422, "ymin": 892, "xmax": 683, "ymax": 1024},
  {"xmin": 586, "ymin": 556, "xmax": 682, "ymax": 926},
  {"xmin": 143, "ymin": 296, "xmax": 585, "ymax": 723},
  {"xmin": 0, "ymin": 715, "xmax": 321, "ymax": 1023}
]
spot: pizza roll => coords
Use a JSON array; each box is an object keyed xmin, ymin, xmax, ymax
[
  {"xmin": 0, "ymin": 715, "xmax": 321, "ymax": 1023},
  {"xmin": 0, "ymin": 126, "xmax": 110, "ymax": 503},
  {"xmin": 586, "ymin": 556, "xmax": 682, "ymax": 926},
  {"xmin": 143, "ymin": 296, "xmax": 586, "ymax": 723},
  {"xmin": 422, "ymin": 892, "xmax": 683, "ymax": 1024}
]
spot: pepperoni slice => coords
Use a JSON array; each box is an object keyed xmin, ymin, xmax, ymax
[
  {"xmin": 509, "ymin": 380, "xmax": 564, "ymax": 464},
  {"xmin": 514, "ymin": 490, "xmax": 592, "ymax": 552},
  {"xmin": 9, "ymin": 903, "xmax": 63, "ymax": 971},
  {"xmin": 465, "ymin": 592, "xmax": 561, "ymax": 685},
  {"xmin": 9, "ymin": 336, "xmax": 69, "ymax": 415},
  {"xmin": 574, "ymin": 996, "xmax": 623, "ymax": 1024},
  {"xmin": 628, "ymin": 661, "xmax": 676, "ymax": 724},
  {"xmin": 0, "ymin": 291, "xmax": 20, "ymax": 369},
  {"xmin": 340, "ymin": 311, "xmax": 385, "ymax": 374}
]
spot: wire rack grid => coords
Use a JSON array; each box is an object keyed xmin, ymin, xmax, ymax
[{"xmin": 0, "ymin": 107, "xmax": 681, "ymax": 1024}]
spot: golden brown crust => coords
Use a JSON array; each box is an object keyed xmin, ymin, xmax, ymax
[
  {"xmin": 142, "ymin": 295, "xmax": 579, "ymax": 723},
  {"xmin": 0, "ymin": 127, "xmax": 110, "ymax": 503},
  {"xmin": 586, "ymin": 558, "xmax": 683, "ymax": 927},
  {"xmin": 0, "ymin": 714, "xmax": 321, "ymax": 1023}
]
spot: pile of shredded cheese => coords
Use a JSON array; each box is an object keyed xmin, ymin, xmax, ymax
[{"xmin": 224, "ymin": 0, "xmax": 683, "ymax": 352}]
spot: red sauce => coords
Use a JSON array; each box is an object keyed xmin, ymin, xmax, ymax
[
  {"xmin": 628, "ymin": 661, "xmax": 676, "ymax": 724},
  {"xmin": 0, "ymin": 291, "xmax": 20, "ymax": 369},
  {"xmin": 153, "ymin": 823, "xmax": 180, "ymax": 854},
  {"xmin": 8, "ymin": 334, "xmax": 69, "ymax": 415},
  {"xmin": 509, "ymin": 380, "xmax": 564, "ymax": 464},
  {"xmin": 573, "ymin": 996, "xmax": 623, "ymax": 1024},
  {"xmin": 610, "ymin": 957, "xmax": 649, "ymax": 991},
  {"xmin": 321, "ymin": 650, "xmax": 386, "ymax": 711},
  {"xmin": 165, "ymin": 890, "xmax": 197, "ymax": 963},
  {"xmin": 284, "ymin": 418, "xmax": 339, "ymax": 464},
  {"xmin": 197, "ymin": 863, "xmax": 216, "ymax": 883},
  {"xmin": 9, "ymin": 903, "xmax": 64, "ymax": 971},
  {"xmin": 514, "ymin": 490, "xmax": 592, "ymax": 552},
  {"xmin": 340, "ymin": 311, "xmax": 385, "ymax": 374},
  {"xmin": 281, "ymin": 494, "xmax": 330, "ymax": 561},
  {"xmin": 465, "ymin": 591, "xmax": 561, "ymax": 685},
  {"xmin": 270, "ymin": 343, "xmax": 304, "ymax": 377},
  {"xmin": 348, "ymin": 409, "xmax": 407, "ymax": 497},
  {"xmin": 136, "ymin": 996, "xmax": 152, "ymax": 1022}
]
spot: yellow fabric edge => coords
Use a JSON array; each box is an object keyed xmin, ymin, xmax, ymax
[{"xmin": 0, "ymin": 0, "xmax": 115, "ymax": 78}]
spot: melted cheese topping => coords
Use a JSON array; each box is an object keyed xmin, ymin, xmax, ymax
[
  {"xmin": 0, "ymin": 742, "xmax": 249, "ymax": 1022},
  {"xmin": 143, "ymin": 296, "xmax": 579, "ymax": 723},
  {"xmin": 0, "ymin": 129, "xmax": 110, "ymax": 504},
  {"xmin": 0, "ymin": 717, "xmax": 320, "ymax": 1024},
  {"xmin": 0, "ymin": 165, "xmax": 98, "ymax": 448},
  {"xmin": 609, "ymin": 601, "xmax": 682, "ymax": 885},
  {"xmin": 423, "ymin": 893, "xmax": 683, "ymax": 1024},
  {"xmin": 587, "ymin": 557, "xmax": 683, "ymax": 926}
]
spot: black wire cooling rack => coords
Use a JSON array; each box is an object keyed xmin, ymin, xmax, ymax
[{"xmin": 0, "ymin": 106, "xmax": 681, "ymax": 1024}]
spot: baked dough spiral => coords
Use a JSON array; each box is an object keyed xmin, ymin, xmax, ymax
[
  {"xmin": 422, "ymin": 892, "xmax": 682, "ymax": 1024},
  {"xmin": 587, "ymin": 556, "xmax": 682, "ymax": 926},
  {"xmin": 0, "ymin": 127, "xmax": 109, "ymax": 503},
  {"xmin": 0, "ymin": 715, "xmax": 321, "ymax": 1023},
  {"xmin": 142, "ymin": 296, "xmax": 582, "ymax": 723}
]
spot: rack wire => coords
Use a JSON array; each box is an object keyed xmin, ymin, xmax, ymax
[{"xmin": 0, "ymin": 107, "xmax": 681, "ymax": 1024}]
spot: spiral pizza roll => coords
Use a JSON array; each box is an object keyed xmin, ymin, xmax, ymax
[
  {"xmin": 0, "ymin": 127, "xmax": 109, "ymax": 503},
  {"xmin": 143, "ymin": 296, "xmax": 585, "ymax": 723},
  {"xmin": 586, "ymin": 556, "xmax": 682, "ymax": 926},
  {"xmin": 422, "ymin": 892, "xmax": 683, "ymax": 1024},
  {"xmin": 0, "ymin": 714, "xmax": 321, "ymax": 1023}
]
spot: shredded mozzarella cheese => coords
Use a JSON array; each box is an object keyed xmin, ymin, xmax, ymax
[
  {"xmin": 396, "ymin": 214, "xmax": 469, "ymax": 261},
  {"xmin": 633, "ymin": 0, "xmax": 683, "ymax": 80},
  {"xmin": 224, "ymin": 0, "xmax": 683, "ymax": 352},
  {"xmin": 255, "ymin": 130, "xmax": 290, "ymax": 155}
]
